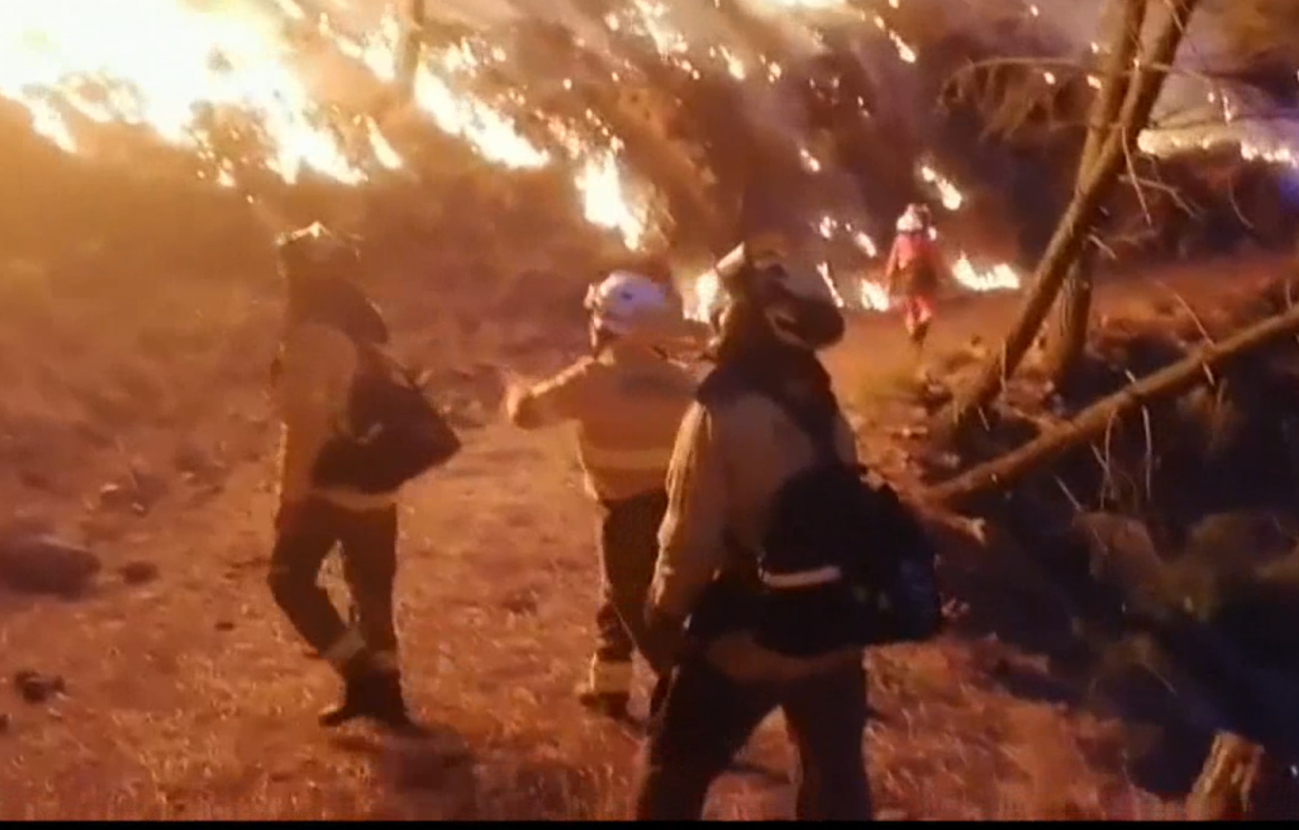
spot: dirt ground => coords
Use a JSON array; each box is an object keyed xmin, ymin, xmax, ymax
[{"xmin": 0, "ymin": 250, "xmax": 1288, "ymax": 820}]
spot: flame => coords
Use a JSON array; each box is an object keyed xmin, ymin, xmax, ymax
[
  {"xmin": 859, "ymin": 279, "xmax": 891, "ymax": 311},
  {"xmin": 1138, "ymin": 129, "xmax": 1299, "ymax": 170},
  {"xmin": 918, "ymin": 163, "xmax": 964, "ymax": 210},
  {"xmin": 855, "ymin": 254, "xmax": 1021, "ymax": 314},
  {"xmin": 0, "ymin": 0, "xmax": 367, "ymax": 183},
  {"xmin": 950, "ymin": 254, "xmax": 1020, "ymax": 292},
  {"xmin": 764, "ymin": 0, "xmax": 849, "ymax": 9},
  {"xmin": 576, "ymin": 150, "xmax": 649, "ymax": 250},
  {"xmin": 686, "ymin": 267, "xmax": 722, "ymax": 323},
  {"xmin": 0, "ymin": 0, "xmax": 1041, "ymax": 314},
  {"xmin": 410, "ymin": 64, "xmax": 548, "ymax": 170}
]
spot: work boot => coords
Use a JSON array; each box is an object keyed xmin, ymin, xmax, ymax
[
  {"xmin": 368, "ymin": 671, "xmax": 422, "ymax": 735},
  {"xmin": 319, "ymin": 670, "xmax": 423, "ymax": 733},
  {"xmin": 318, "ymin": 672, "xmax": 376, "ymax": 728}
]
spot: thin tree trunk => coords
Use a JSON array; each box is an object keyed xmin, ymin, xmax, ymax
[
  {"xmin": 1043, "ymin": 0, "xmax": 1150, "ymax": 389},
  {"xmin": 1187, "ymin": 732, "xmax": 1298, "ymax": 819},
  {"xmin": 947, "ymin": 0, "xmax": 1201, "ymax": 433},
  {"xmin": 396, "ymin": 0, "xmax": 427, "ymax": 105},
  {"xmin": 1045, "ymin": 256, "xmax": 1097, "ymax": 389},
  {"xmin": 928, "ymin": 297, "xmax": 1299, "ymax": 506}
]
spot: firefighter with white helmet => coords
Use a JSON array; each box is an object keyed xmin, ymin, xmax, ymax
[
  {"xmin": 884, "ymin": 202, "xmax": 950, "ymax": 362},
  {"xmin": 505, "ymin": 269, "xmax": 700, "ymax": 720}
]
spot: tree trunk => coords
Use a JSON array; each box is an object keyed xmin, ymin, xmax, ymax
[
  {"xmin": 1044, "ymin": 256, "xmax": 1097, "ymax": 389},
  {"xmin": 395, "ymin": 0, "xmax": 427, "ymax": 105},
  {"xmin": 1187, "ymin": 732, "xmax": 1298, "ymax": 819},
  {"xmin": 1043, "ymin": 0, "xmax": 1149, "ymax": 389},
  {"xmin": 946, "ymin": 0, "xmax": 1201, "ymax": 434},
  {"xmin": 928, "ymin": 297, "xmax": 1299, "ymax": 506}
]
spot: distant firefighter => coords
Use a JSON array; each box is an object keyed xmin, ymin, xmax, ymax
[
  {"xmin": 504, "ymin": 270, "xmax": 699, "ymax": 721},
  {"xmin": 884, "ymin": 202, "xmax": 949, "ymax": 362}
]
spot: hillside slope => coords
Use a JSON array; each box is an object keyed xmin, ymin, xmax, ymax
[{"xmin": 2, "ymin": 238, "xmax": 1286, "ymax": 818}]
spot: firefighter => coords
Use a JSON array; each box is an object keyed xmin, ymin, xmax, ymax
[
  {"xmin": 266, "ymin": 223, "xmax": 416, "ymax": 733},
  {"xmin": 504, "ymin": 270, "xmax": 700, "ymax": 720},
  {"xmin": 634, "ymin": 238, "xmax": 873, "ymax": 820},
  {"xmin": 884, "ymin": 202, "xmax": 947, "ymax": 362}
]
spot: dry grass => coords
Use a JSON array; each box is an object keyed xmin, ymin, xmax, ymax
[{"xmin": 0, "ymin": 432, "xmax": 1180, "ymax": 819}]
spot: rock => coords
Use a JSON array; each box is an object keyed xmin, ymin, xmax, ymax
[
  {"xmin": 98, "ymin": 482, "xmax": 133, "ymax": 510},
  {"xmin": 0, "ymin": 713, "xmax": 9, "ymax": 733},
  {"xmin": 98, "ymin": 463, "xmax": 169, "ymax": 515},
  {"xmin": 173, "ymin": 440, "xmax": 227, "ymax": 483},
  {"xmin": 0, "ymin": 531, "xmax": 101, "ymax": 597},
  {"xmin": 499, "ymin": 589, "xmax": 539, "ymax": 616},
  {"xmin": 918, "ymin": 382, "xmax": 953, "ymax": 409},
  {"xmin": 215, "ymin": 620, "xmax": 235, "ymax": 632},
  {"xmin": 12, "ymin": 670, "xmax": 65, "ymax": 704},
  {"xmin": 117, "ymin": 560, "xmax": 160, "ymax": 586}
]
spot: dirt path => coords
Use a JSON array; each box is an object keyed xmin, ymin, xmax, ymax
[
  {"xmin": 825, "ymin": 254, "xmax": 1287, "ymax": 398},
  {"xmin": 0, "ymin": 254, "xmax": 1287, "ymax": 819}
]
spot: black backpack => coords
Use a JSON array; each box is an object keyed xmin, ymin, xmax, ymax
[
  {"xmin": 310, "ymin": 343, "xmax": 462, "ymax": 494},
  {"xmin": 752, "ymin": 392, "xmax": 943, "ymax": 657}
]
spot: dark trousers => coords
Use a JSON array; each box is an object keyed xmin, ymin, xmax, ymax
[
  {"xmin": 268, "ymin": 499, "xmax": 399, "ymax": 676},
  {"xmin": 635, "ymin": 658, "xmax": 873, "ymax": 820},
  {"xmin": 591, "ymin": 490, "xmax": 668, "ymax": 684}
]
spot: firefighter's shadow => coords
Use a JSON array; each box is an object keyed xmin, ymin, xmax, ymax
[
  {"xmin": 330, "ymin": 725, "xmax": 615, "ymax": 819},
  {"xmin": 329, "ymin": 726, "xmax": 480, "ymax": 815}
]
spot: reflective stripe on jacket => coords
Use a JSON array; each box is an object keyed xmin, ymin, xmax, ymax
[{"xmin": 650, "ymin": 384, "xmax": 863, "ymax": 681}]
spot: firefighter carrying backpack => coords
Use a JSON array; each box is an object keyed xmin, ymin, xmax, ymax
[
  {"xmin": 311, "ymin": 343, "xmax": 462, "ymax": 494},
  {"xmin": 752, "ymin": 389, "xmax": 943, "ymax": 657}
]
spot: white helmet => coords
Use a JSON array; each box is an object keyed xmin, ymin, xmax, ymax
[
  {"xmin": 584, "ymin": 270, "xmax": 673, "ymax": 340},
  {"xmin": 896, "ymin": 203, "xmax": 933, "ymax": 234}
]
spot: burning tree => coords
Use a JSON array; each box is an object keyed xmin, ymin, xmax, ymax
[
  {"xmin": 1043, "ymin": 0, "xmax": 1148, "ymax": 390},
  {"xmin": 941, "ymin": 0, "xmax": 1203, "ymax": 428},
  {"xmin": 943, "ymin": 0, "xmax": 1299, "ymax": 424}
]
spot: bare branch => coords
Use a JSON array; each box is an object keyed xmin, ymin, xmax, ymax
[{"xmin": 947, "ymin": 0, "xmax": 1205, "ymax": 431}]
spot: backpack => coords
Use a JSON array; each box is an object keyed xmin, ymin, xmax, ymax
[
  {"xmin": 752, "ymin": 391, "xmax": 943, "ymax": 657},
  {"xmin": 310, "ymin": 343, "xmax": 462, "ymax": 494}
]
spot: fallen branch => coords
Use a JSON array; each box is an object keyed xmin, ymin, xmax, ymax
[{"xmin": 927, "ymin": 298, "xmax": 1299, "ymax": 506}]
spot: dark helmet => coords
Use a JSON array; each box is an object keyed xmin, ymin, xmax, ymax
[
  {"xmin": 275, "ymin": 221, "xmax": 361, "ymax": 281},
  {"xmin": 713, "ymin": 236, "xmax": 845, "ymax": 353}
]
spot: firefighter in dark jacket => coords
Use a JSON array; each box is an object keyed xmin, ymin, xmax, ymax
[
  {"xmin": 633, "ymin": 238, "xmax": 873, "ymax": 820},
  {"xmin": 505, "ymin": 270, "xmax": 701, "ymax": 719},
  {"xmin": 267, "ymin": 223, "xmax": 415, "ymax": 732}
]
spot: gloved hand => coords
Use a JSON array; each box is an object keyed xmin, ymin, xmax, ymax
[{"xmin": 641, "ymin": 606, "xmax": 688, "ymax": 677}]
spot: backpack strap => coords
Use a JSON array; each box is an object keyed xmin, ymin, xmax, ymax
[{"xmin": 762, "ymin": 383, "xmax": 842, "ymax": 466}]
